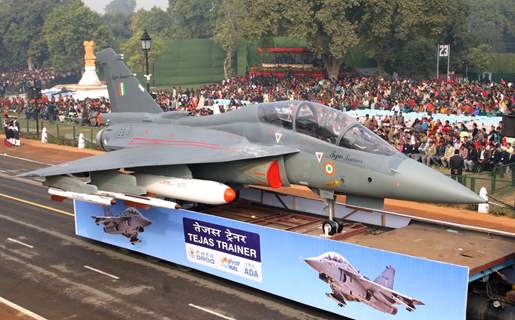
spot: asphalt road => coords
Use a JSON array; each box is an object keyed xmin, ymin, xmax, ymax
[{"xmin": 0, "ymin": 154, "xmax": 343, "ymax": 320}]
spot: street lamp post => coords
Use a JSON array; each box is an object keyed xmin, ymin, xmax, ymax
[{"xmin": 140, "ymin": 29, "xmax": 152, "ymax": 93}]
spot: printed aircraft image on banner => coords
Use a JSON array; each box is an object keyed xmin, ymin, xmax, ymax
[
  {"xmin": 305, "ymin": 252, "xmax": 424, "ymax": 315},
  {"xmin": 92, "ymin": 206, "xmax": 151, "ymax": 245},
  {"xmin": 21, "ymin": 48, "xmax": 484, "ymax": 235}
]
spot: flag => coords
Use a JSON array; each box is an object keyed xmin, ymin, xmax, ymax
[{"xmin": 119, "ymin": 81, "xmax": 126, "ymax": 96}]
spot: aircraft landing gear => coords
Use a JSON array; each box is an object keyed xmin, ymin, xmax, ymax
[
  {"xmin": 320, "ymin": 189, "xmax": 343, "ymax": 236},
  {"xmin": 322, "ymin": 220, "xmax": 339, "ymax": 236}
]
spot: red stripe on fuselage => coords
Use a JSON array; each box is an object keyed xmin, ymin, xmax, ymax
[{"xmin": 128, "ymin": 137, "xmax": 221, "ymax": 149}]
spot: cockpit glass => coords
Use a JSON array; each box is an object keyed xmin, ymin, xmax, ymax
[
  {"xmin": 294, "ymin": 102, "xmax": 356, "ymax": 144},
  {"xmin": 257, "ymin": 102, "xmax": 296, "ymax": 129},
  {"xmin": 258, "ymin": 101, "xmax": 397, "ymax": 155},
  {"xmin": 322, "ymin": 253, "xmax": 344, "ymax": 263},
  {"xmin": 340, "ymin": 124, "xmax": 396, "ymax": 156}
]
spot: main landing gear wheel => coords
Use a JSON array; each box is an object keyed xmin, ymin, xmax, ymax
[
  {"xmin": 323, "ymin": 220, "xmax": 339, "ymax": 236},
  {"xmin": 336, "ymin": 219, "xmax": 344, "ymax": 233}
]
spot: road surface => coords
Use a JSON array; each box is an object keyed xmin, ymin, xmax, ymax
[{"xmin": 0, "ymin": 153, "xmax": 342, "ymax": 320}]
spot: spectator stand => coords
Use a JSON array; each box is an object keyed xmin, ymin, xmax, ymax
[{"xmin": 249, "ymin": 47, "xmax": 325, "ymax": 79}]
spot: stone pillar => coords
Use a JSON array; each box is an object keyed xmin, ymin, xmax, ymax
[{"xmin": 78, "ymin": 40, "xmax": 101, "ymax": 86}]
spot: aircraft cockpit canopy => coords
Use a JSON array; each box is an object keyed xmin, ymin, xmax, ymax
[
  {"xmin": 258, "ymin": 101, "xmax": 397, "ymax": 156},
  {"xmin": 320, "ymin": 252, "xmax": 345, "ymax": 263}
]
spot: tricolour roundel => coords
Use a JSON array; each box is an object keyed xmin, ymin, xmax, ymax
[{"xmin": 323, "ymin": 162, "xmax": 335, "ymax": 176}]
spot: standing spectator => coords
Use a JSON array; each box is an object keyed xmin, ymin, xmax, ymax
[{"xmin": 449, "ymin": 149, "xmax": 465, "ymax": 182}]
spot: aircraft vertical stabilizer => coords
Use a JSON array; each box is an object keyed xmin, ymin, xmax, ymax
[
  {"xmin": 96, "ymin": 48, "xmax": 162, "ymax": 114},
  {"xmin": 374, "ymin": 265, "xmax": 395, "ymax": 289}
]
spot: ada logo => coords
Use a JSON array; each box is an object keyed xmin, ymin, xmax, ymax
[{"xmin": 323, "ymin": 162, "xmax": 335, "ymax": 176}]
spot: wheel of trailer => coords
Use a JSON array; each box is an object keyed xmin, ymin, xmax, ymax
[{"xmin": 322, "ymin": 220, "xmax": 339, "ymax": 235}]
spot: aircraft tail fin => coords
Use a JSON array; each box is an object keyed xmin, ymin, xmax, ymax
[
  {"xmin": 374, "ymin": 265, "xmax": 395, "ymax": 289},
  {"xmin": 96, "ymin": 48, "xmax": 162, "ymax": 114}
]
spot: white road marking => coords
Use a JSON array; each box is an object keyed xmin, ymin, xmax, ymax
[
  {"xmin": 0, "ymin": 296, "xmax": 48, "ymax": 320},
  {"xmin": 6, "ymin": 237, "xmax": 34, "ymax": 249},
  {"xmin": 1, "ymin": 153, "xmax": 51, "ymax": 165},
  {"xmin": 188, "ymin": 303, "xmax": 236, "ymax": 320},
  {"xmin": 83, "ymin": 265, "xmax": 120, "ymax": 280}
]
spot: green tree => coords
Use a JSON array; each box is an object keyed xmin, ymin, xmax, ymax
[
  {"xmin": 102, "ymin": 13, "xmax": 133, "ymax": 51},
  {"xmin": 168, "ymin": 0, "xmax": 219, "ymax": 38},
  {"xmin": 360, "ymin": 0, "xmax": 472, "ymax": 76},
  {"xmin": 43, "ymin": 0, "xmax": 113, "ymax": 72},
  {"xmin": 105, "ymin": 0, "xmax": 136, "ymax": 16},
  {"xmin": 467, "ymin": 44, "xmax": 494, "ymax": 74},
  {"xmin": 120, "ymin": 8, "xmax": 171, "ymax": 71},
  {"xmin": 120, "ymin": 33, "xmax": 165, "ymax": 72},
  {"xmin": 213, "ymin": 0, "xmax": 246, "ymax": 79},
  {"xmin": 0, "ymin": 0, "xmax": 67, "ymax": 70},
  {"xmin": 242, "ymin": 0, "xmax": 362, "ymax": 79},
  {"xmin": 467, "ymin": 0, "xmax": 515, "ymax": 52},
  {"xmin": 103, "ymin": 0, "xmax": 136, "ymax": 51}
]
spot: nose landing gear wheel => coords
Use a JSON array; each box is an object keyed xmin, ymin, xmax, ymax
[{"xmin": 323, "ymin": 220, "xmax": 339, "ymax": 236}]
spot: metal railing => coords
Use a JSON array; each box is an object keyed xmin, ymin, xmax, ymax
[
  {"xmin": 449, "ymin": 163, "xmax": 514, "ymax": 194},
  {"xmin": 18, "ymin": 115, "xmax": 102, "ymax": 149}
]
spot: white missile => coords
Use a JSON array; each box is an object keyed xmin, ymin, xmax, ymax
[
  {"xmin": 48, "ymin": 188, "xmax": 115, "ymax": 206},
  {"xmin": 135, "ymin": 174, "xmax": 237, "ymax": 205},
  {"xmin": 96, "ymin": 190, "xmax": 180, "ymax": 210}
]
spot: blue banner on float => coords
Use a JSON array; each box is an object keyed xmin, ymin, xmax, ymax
[{"xmin": 74, "ymin": 201, "xmax": 469, "ymax": 320}]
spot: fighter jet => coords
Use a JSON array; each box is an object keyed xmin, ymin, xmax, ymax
[
  {"xmin": 21, "ymin": 48, "xmax": 484, "ymax": 235},
  {"xmin": 92, "ymin": 207, "xmax": 151, "ymax": 245},
  {"xmin": 305, "ymin": 252, "xmax": 424, "ymax": 315}
]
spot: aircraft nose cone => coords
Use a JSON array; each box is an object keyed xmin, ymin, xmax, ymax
[
  {"xmin": 391, "ymin": 158, "xmax": 485, "ymax": 204},
  {"xmin": 304, "ymin": 257, "xmax": 322, "ymax": 271}
]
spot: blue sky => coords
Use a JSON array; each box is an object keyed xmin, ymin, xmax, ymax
[{"xmin": 76, "ymin": 201, "xmax": 469, "ymax": 320}]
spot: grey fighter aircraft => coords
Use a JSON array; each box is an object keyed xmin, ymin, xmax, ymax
[
  {"xmin": 21, "ymin": 48, "xmax": 484, "ymax": 235},
  {"xmin": 305, "ymin": 252, "xmax": 424, "ymax": 315},
  {"xmin": 92, "ymin": 207, "xmax": 151, "ymax": 244}
]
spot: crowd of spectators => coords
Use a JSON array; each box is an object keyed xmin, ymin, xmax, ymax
[
  {"xmin": 0, "ymin": 68, "xmax": 78, "ymax": 96},
  {"xmin": 359, "ymin": 112, "xmax": 512, "ymax": 173},
  {"xmin": 2, "ymin": 95, "xmax": 108, "ymax": 126},
  {"xmin": 1, "ymin": 73, "xmax": 513, "ymax": 172},
  {"xmin": 154, "ymin": 75, "xmax": 513, "ymax": 116}
]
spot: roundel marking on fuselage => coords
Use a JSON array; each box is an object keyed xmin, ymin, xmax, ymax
[{"xmin": 324, "ymin": 161, "xmax": 335, "ymax": 176}]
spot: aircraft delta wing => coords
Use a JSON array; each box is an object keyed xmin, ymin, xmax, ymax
[
  {"xmin": 21, "ymin": 127, "xmax": 299, "ymax": 178},
  {"xmin": 92, "ymin": 215, "xmax": 130, "ymax": 224},
  {"xmin": 347, "ymin": 271, "xmax": 425, "ymax": 312}
]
